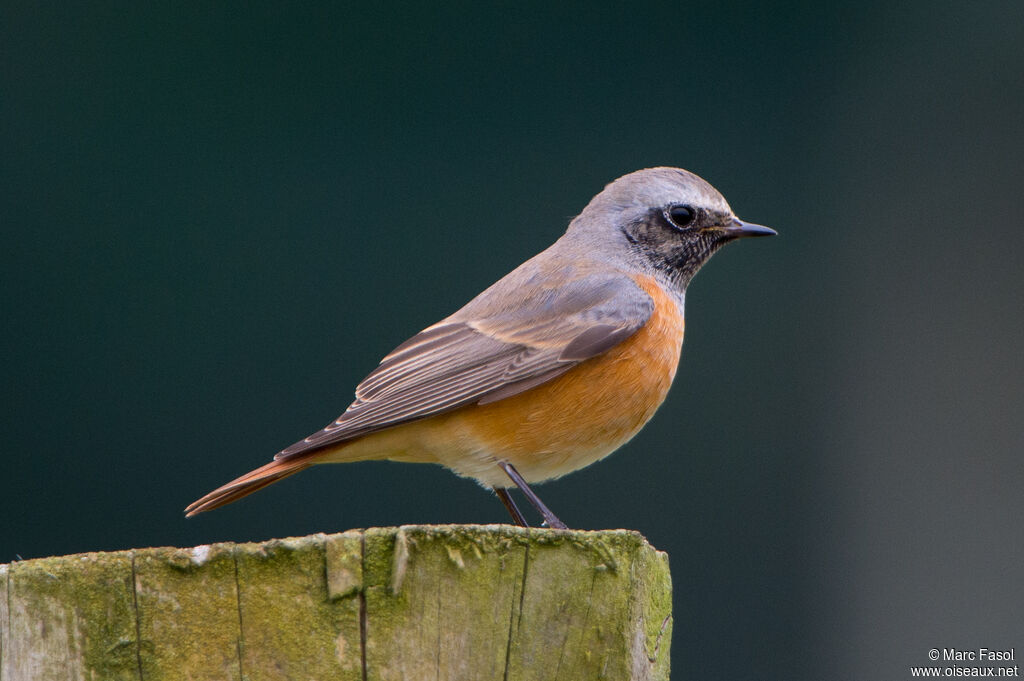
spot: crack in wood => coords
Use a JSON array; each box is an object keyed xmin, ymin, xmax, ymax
[
  {"xmin": 434, "ymin": 575, "xmax": 442, "ymax": 681},
  {"xmin": 129, "ymin": 553, "xmax": 145, "ymax": 681},
  {"xmin": 652, "ymin": 614, "xmax": 671, "ymax": 663},
  {"xmin": 359, "ymin": 532, "xmax": 368, "ymax": 681},
  {"xmin": 502, "ymin": 539, "xmax": 531, "ymax": 681},
  {"xmin": 232, "ymin": 550, "xmax": 245, "ymax": 681}
]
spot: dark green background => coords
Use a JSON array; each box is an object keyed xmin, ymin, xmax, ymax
[{"xmin": 4, "ymin": 3, "xmax": 1022, "ymax": 679}]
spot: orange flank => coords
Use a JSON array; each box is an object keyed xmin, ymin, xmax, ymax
[{"xmin": 434, "ymin": 273, "xmax": 685, "ymax": 485}]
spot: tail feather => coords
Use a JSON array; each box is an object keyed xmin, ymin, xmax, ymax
[{"xmin": 185, "ymin": 458, "xmax": 313, "ymax": 517}]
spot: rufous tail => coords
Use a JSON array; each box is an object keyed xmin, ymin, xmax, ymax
[{"xmin": 185, "ymin": 457, "xmax": 312, "ymax": 517}]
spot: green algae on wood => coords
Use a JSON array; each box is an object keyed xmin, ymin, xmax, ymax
[
  {"xmin": 133, "ymin": 542, "xmax": 241, "ymax": 681},
  {"xmin": 362, "ymin": 525, "xmax": 529, "ymax": 681},
  {"xmin": 235, "ymin": 533, "xmax": 363, "ymax": 681},
  {"xmin": 629, "ymin": 534, "xmax": 673, "ymax": 680},
  {"xmin": 2, "ymin": 550, "xmax": 138, "ymax": 681},
  {"xmin": 0, "ymin": 526, "xmax": 671, "ymax": 681},
  {"xmin": 505, "ymin": 529, "xmax": 672, "ymax": 681}
]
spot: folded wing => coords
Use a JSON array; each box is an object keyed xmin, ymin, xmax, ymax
[{"xmin": 275, "ymin": 273, "xmax": 655, "ymax": 460}]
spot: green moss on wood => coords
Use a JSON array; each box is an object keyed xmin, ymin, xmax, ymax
[
  {"xmin": 234, "ymin": 533, "xmax": 363, "ymax": 681},
  {"xmin": 363, "ymin": 525, "xmax": 529, "ymax": 681},
  {"xmin": 1, "ymin": 526, "xmax": 671, "ymax": 681},
  {"xmin": 133, "ymin": 542, "xmax": 241, "ymax": 681},
  {"xmin": 3, "ymin": 550, "xmax": 138, "ymax": 681},
  {"xmin": 326, "ymin": 531, "xmax": 364, "ymax": 600}
]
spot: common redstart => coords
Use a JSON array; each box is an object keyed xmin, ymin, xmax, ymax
[{"xmin": 186, "ymin": 167, "xmax": 775, "ymax": 528}]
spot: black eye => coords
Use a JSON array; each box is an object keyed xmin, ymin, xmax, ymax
[{"xmin": 666, "ymin": 204, "xmax": 696, "ymax": 229}]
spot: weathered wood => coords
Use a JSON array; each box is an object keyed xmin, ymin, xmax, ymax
[
  {"xmin": 133, "ymin": 541, "xmax": 242, "ymax": 680},
  {"xmin": 1, "ymin": 526, "xmax": 671, "ymax": 680},
  {"xmin": 2, "ymin": 548, "xmax": 138, "ymax": 680}
]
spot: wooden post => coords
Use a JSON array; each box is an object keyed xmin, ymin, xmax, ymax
[{"xmin": 1, "ymin": 525, "xmax": 672, "ymax": 680}]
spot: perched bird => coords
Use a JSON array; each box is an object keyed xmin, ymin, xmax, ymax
[{"xmin": 186, "ymin": 167, "xmax": 775, "ymax": 528}]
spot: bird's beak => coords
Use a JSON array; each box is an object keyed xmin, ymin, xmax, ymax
[{"xmin": 724, "ymin": 217, "xmax": 777, "ymax": 238}]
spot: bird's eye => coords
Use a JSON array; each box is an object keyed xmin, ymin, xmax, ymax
[{"xmin": 666, "ymin": 205, "xmax": 696, "ymax": 229}]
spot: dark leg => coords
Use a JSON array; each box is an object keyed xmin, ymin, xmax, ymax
[
  {"xmin": 497, "ymin": 461, "xmax": 568, "ymax": 530},
  {"xmin": 495, "ymin": 488, "xmax": 528, "ymax": 527}
]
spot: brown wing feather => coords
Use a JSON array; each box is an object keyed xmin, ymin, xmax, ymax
[{"xmin": 274, "ymin": 273, "xmax": 656, "ymax": 461}]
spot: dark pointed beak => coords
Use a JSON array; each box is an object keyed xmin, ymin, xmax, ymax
[{"xmin": 724, "ymin": 217, "xmax": 777, "ymax": 238}]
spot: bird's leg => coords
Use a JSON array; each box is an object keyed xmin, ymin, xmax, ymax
[
  {"xmin": 494, "ymin": 488, "xmax": 529, "ymax": 527},
  {"xmin": 497, "ymin": 461, "xmax": 568, "ymax": 530}
]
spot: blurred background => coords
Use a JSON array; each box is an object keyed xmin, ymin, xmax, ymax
[{"xmin": 3, "ymin": 2, "xmax": 1022, "ymax": 679}]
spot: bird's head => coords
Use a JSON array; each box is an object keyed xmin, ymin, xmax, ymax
[{"xmin": 567, "ymin": 167, "xmax": 775, "ymax": 290}]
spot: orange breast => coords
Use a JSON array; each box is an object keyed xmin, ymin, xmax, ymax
[{"xmin": 439, "ymin": 274, "xmax": 686, "ymax": 484}]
